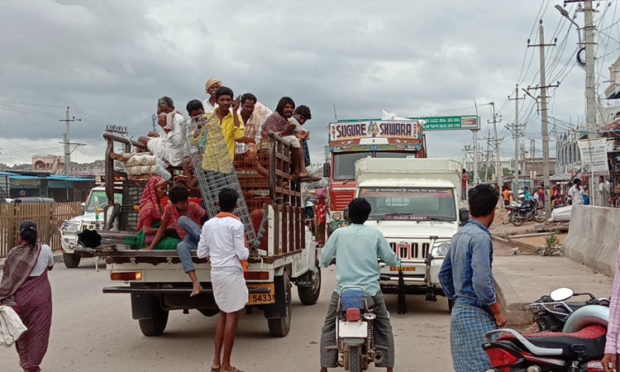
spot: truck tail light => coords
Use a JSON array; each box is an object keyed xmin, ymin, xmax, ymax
[
  {"xmin": 111, "ymin": 272, "xmax": 142, "ymax": 281},
  {"xmin": 244, "ymin": 271, "xmax": 269, "ymax": 280}
]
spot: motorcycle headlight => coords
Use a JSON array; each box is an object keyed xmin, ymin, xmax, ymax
[
  {"xmin": 430, "ymin": 241, "xmax": 451, "ymax": 258},
  {"xmin": 331, "ymin": 212, "xmax": 343, "ymax": 221},
  {"xmin": 61, "ymin": 221, "xmax": 81, "ymax": 234}
]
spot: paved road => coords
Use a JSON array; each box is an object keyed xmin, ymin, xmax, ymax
[{"xmin": 1, "ymin": 258, "xmax": 452, "ymax": 372}]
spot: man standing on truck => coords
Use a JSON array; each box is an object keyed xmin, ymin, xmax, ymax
[
  {"xmin": 319, "ymin": 198, "xmax": 400, "ymax": 372},
  {"xmin": 197, "ymin": 188, "xmax": 249, "ymax": 372},
  {"xmin": 438, "ymin": 184, "xmax": 507, "ymax": 372}
]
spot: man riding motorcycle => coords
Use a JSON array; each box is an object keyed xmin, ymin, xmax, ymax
[{"xmin": 319, "ymin": 198, "xmax": 401, "ymax": 372}]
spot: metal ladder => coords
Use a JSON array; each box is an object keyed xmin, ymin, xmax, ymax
[{"xmin": 183, "ymin": 115, "xmax": 256, "ymax": 243}]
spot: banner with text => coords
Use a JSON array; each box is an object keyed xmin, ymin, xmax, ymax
[
  {"xmin": 578, "ymin": 139, "xmax": 610, "ymax": 175},
  {"xmin": 329, "ymin": 120, "xmax": 422, "ymax": 141}
]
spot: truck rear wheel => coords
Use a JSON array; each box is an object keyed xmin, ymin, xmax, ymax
[
  {"xmin": 63, "ymin": 253, "xmax": 81, "ymax": 268},
  {"xmin": 138, "ymin": 305, "xmax": 169, "ymax": 336},
  {"xmin": 297, "ymin": 267, "xmax": 321, "ymax": 305},
  {"xmin": 267, "ymin": 273, "xmax": 292, "ymax": 337}
]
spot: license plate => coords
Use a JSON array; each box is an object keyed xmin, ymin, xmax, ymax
[
  {"xmin": 390, "ymin": 266, "xmax": 416, "ymax": 271},
  {"xmin": 338, "ymin": 320, "xmax": 368, "ymax": 338},
  {"xmin": 247, "ymin": 283, "xmax": 275, "ymax": 305}
]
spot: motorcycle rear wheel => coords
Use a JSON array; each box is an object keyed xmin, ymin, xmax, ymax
[
  {"xmin": 347, "ymin": 345, "xmax": 362, "ymax": 372},
  {"xmin": 534, "ymin": 209, "xmax": 546, "ymax": 223}
]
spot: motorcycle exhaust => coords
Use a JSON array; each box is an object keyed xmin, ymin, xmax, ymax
[{"xmin": 374, "ymin": 351, "xmax": 384, "ymax": 365}]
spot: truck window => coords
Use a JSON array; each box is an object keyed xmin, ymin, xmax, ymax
[
  {"xmin": 86, "ymin": 191, "xmax": 122, "ymax": 212},
  {"xmin": 374, "ymin": 152, "xmax": 413, "ymax": 159},
  {"xmin": 333, "ymin": 152, "xmax": 372, "ymax": 180},
  {"xmin": 360, "ymin": 187, "xmax": 456, "ymax": 221}
]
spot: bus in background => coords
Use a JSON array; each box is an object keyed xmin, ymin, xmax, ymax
[{"xmin": 327, "ymin": 119, "xmax": 427, "ymax": 233}]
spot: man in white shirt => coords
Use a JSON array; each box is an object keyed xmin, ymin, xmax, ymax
[
  {"xmin": 138, "ymin": 96, "xmax": 187, "ymax": 166},
  {"xmin": 599, "ymin": 176, "xmax": 611, "ymax": 207},
  {"xmin": 197, "ymin": 188, "xmax": 248, "ymax": 372},
  {"xmin": 203, "ymin": 78, "xmax": 221, "ymax": 114},
  {"xmin": 568, "ymin": 179, "xmax": 584, "ymax": 206}
]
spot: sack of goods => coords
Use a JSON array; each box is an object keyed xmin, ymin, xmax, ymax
[{"xmin": 0, "ymin": 305, "xmax": 28, "ymax": 347}]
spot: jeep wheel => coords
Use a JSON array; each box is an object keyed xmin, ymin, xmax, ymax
[
  {"xmin": 298, "ymin": 267, "xmax": 321, "ymax": 305},
  {"xmin": 63, "ymin": 253, "xmax": 81, "ymax": 268},
  {"xmin": 138, "ymin": 303, "xmax": 169, "ymax": 336}
]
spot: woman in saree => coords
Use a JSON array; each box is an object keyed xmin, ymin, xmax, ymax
[
  {"xmin": 0, "ymin": 220, "xmax": 53, "ymax": 372},
  {"xmin": 125, "ymin": 175, "xmax": 180, "ymax": 250}
]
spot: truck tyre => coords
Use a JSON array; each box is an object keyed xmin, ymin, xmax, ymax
[
  {"xmin": 138, "ymin": 305, "xmax": 169, "ymax": 336},
  {"xmin": 63, "ymin": 253, "xmax": 81, "ymax": 268},
  {"xmin": 297, "ymin": 267, "xmax": 321, "ymax": 305},
  {"xmin": 267, "ymin": 273, "xmax": 291, "ymax": 337},
  {"xmin": 347, "ymin": 345, "xmax": 362, "ymax": 372}
]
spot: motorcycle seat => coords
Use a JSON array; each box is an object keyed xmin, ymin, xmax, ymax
[{"xmin": 498, "ymin": 325, "xmax": 606, "ymax": 361}]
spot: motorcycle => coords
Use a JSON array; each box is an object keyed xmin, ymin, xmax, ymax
[
  {"xmin": 507, "ymin": 199, "xmax": 546, "ymax": 226},
  {"xmin": 525, "ymin": 288, "xmax": 609, "ymax": 332},
  {"xmin": 331, "ymin": 284, "xmax": 386, "ymax": 372},
  {"xmin": 482, "ymin": 288, "xmax": 609, "ymax": 372}
]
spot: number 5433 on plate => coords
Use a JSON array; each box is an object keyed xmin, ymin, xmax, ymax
[{"xmin": 247, "ymin": 283, "xmax": 275, "ymax": 305}]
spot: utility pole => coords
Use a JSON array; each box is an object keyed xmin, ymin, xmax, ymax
[
  {"xmin": 530, "ymin": 139, "xmax": 536, "ymax": 159},
  {"xmin": 488, "ymin": 102, "xmax": 503, "ymax": 195},
  {"xmin": 484, "ymin": 130, "xmax": 491, "ymax": 182},
  {"xmin": 59, "ymin": 106, "xmax": 83, "ymax": 176},
  {"xmin": 508, "ymin": 84, "xmax": 525, "ymax": 193},
  {"xmin": 528, "ymin": 21, "xmax": 560, "ymax": 219}
]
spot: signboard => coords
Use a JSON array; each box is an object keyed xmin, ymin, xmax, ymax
[
  {"xmin": 328, "ymin": 120, "xmax": 421, "ymax": 141},
  {"xmin": 578, "ymin": 139, "xmax": 610, "ymax": 175},
  {"xmin": 413, "ymin": 115, "xmax": 479, "ymax": 131}
]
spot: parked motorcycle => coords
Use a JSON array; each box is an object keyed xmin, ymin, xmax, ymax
[
  {"xmin": 507, "ymin": 199, "xmax": 546, "ymax": 226},
  {"xmin": 332, "ymin": 285, "xmax": 386, "ymax": 372},
  {"xmin": 483, "ymin": 288, "xmax": 609, "ymax": 371},
  {"xmin": 525, "ymin": 288, "xmax": 609, "ymax": 332}
]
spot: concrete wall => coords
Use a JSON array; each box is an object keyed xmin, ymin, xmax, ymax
[{"xmin": 563, "ymin": 205, "xmax": 620, "ymax": 277}]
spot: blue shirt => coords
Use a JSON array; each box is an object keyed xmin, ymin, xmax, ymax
[
  {"xmin": 320, "ymin": 224, "xmax": 400, "ymax": 296},
  {"xmin": 438, "ymin": 219, "xmax": 496, "ymax": 309}
]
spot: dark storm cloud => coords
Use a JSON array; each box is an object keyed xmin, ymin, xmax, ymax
[{"xmin": 0, "ymin": 0, "xmax": 596, "ymax": 164}]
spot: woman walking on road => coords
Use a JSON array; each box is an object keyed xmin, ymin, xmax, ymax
[{"xmin": 0, "ymin": 220, "xmax": 54, "ymax": 372}]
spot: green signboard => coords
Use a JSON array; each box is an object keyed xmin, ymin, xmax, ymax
[{"xmin": 411, "ymin": 115, "xmax": 479, "ymax": 131}]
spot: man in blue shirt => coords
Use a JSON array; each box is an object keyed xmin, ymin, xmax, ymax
[
  {"xmin": 439, "ymin": 184, "xmax": 507, "ymax": 372},
  {"xmin": 319, "ymin": 198, "xmax": 400, "ymax": 372}
]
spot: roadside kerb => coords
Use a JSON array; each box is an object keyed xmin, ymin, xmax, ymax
[{"xmin": 493, "ymin": 255, "xmax": 613, "ymax": 326}]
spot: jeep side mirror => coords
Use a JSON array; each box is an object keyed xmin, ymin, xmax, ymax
[
  {"xmin": 81, "ymin": 203, "xmax": 86, "ymax": 213},
  {"xmin": 459, "ymin": 208, "xmax": 469, "ymax": 226}
]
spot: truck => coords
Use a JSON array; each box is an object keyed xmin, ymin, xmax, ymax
[
  {"xmin": 59, "ymin": 186, "xmax": 122, "ymax": 268},
  {"xmin": 353, "ymin": 158, "xmax": 469, "ymax": 308},
  {"xmin": 79, "ymin": 131, "xmax": 321, "ymax": 337},
  {"xmin": 327, "ymin": 119, "xmax": 426, "ymax": 233}
]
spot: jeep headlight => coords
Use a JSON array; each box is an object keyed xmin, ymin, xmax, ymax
[
  {"xmin": 61, "ymin": 221, "xmax": 81, "ymax": 234},
  {"xmin": 430, "ymin": 241, "xmax": 451, "ymax": 258},
  {"xmin": 331, "ymin": 212, "xmax": 343, "ymax": 221}
]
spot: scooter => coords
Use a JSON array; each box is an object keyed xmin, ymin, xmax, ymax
[
  {"xmin": 482, "ymin": 288, "xmax": 609, "ymax": 371},
  {"xmin": 525, "ymin": 288, "xmax": 609, "ymax": 332},
  {"xmin": 331, "ymin": 285, "xmax": 386, "ymax": 372}
]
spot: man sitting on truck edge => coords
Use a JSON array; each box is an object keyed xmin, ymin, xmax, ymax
[
  {"xmin": 197, "ymin": 188, "xmax": 249, "ymax": 372},
  {"xmin": 438, "ymin": 184, "xmax": 507, "ymax": 372},
  {"xmin": 319, "ymin": 198, "xmax": 400, "ymax": 372},
  {"xmin": 144, "ymin": 184, "xmax": 207, "ymax": 296}
]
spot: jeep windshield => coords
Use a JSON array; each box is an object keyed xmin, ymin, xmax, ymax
[
  {"xmin": 86, "ymin": 191, "xmax": 121, "ymax": 213},
  {"xmin": 360, "ymin": 187, "xmax": 456, "ymax": 221}
]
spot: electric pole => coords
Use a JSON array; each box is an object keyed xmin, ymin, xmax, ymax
[
  {"xmin": 528, "ymin": 20, "xmax": 559, "ymax": 219},
  {"xmin": 58, "ymin": 106, "xmax": 84, "ymax": 176},
  {"xmin": 508, "ymin": 84, "xmax": 525, "ymax": 192},
  {"xmin": 488, "ymin": 102, "xmax": 503, "ymax": 195},
  {"xmin": 484, "ymin": 130, "xmax": 491, "ymax": 182}
]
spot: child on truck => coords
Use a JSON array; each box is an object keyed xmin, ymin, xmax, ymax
[{"xmin": 144, "ymin": 184, "xmax": 207, "ymax": 297}]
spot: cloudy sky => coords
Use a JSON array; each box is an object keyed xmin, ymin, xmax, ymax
[{"xmin": 0, "ymin": 0, "xmax": 618, "ymax": 166}]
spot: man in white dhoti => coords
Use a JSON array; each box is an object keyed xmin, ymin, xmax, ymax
[{"xmin": 197, "ymin": 188, "xmax": 248, "ymax": 372}]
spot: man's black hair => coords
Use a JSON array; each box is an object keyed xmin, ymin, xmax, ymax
[
  {"xmin": 348, "ymin": 198, "xmax": 371, "ymax": 224},
  {"xmin": 215, "ymin": 86, "xmax": 234, "ymax": 100},
  {"xmin": 574, "ymin": 178, "xmax": 581, "ymax": 185},
  {"xmin": 468, "ymin": 184, "xmax": 499, "ymax": 218},
  {"xmin": 241, "ymin": 93, "xmax": 257, "ymax": 105},
  {"xmin": 275, "ymin": 96, "xmax": 295, "ymax": 115},
  {"xmin": 158, "ymin": 96, "xmax": 174, "ymax": 109},
  {"xmin": 294, "ymin": 105, "xmax": 311, "ymax": 120},
  {"xmin": 219, "ymin": 188, "xmax": 238, "ymax": 212},
  {"xmin": 186, "ymin": 99, "xmax": 204, "ymax": 114},
  {"xmin": 169, "ymin": 184, "xmax": 189, "ymax": 204}
]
